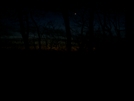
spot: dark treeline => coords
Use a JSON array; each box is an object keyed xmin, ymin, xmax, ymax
[{"xmin": 0, "ymin": 0, "xmax": 134, "ymax": 54}]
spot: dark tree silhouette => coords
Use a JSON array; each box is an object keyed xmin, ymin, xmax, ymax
[
  {"xmin": 17, "ymin": 9, "xmax": 29, "ymax": 50},
  {"xmin": 61, "ymin": 9, "xmax": 72, "ymax": 52},
  {"xmin": 71, "ymin": 8, "xmax": 89, "ymax": 51},
  {"xmin": 86, "ymin": 8, "xmax": 95, "ymax": 52},
  {"xmin": 30, "ymin": 12, "xmax": 42, "ymax": 50},
  {"xmin": 61, "ymin": 3, "xmax": 71, "ymax": 52},
  {"xmin": 125, "ymin": 3, "xmax": 134, "ymax": 51}
]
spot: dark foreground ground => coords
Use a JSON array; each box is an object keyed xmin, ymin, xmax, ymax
[
  {"xmin": 0, "ymin": 49, "xmax": 133, "ymax": 99},
  {"xmin": 0, "ymin": 48, "xmax": 133, "ymax": 77},
  {"xmin": 0, "ymin": 48, "xmax": 132, "ymax": 71}
]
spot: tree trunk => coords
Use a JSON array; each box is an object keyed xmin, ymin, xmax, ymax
[
  {"xmin": 125, "ymin": 4, "xmax": 134, "ymax": 52},
  {"xmin": 18, "ymin": 11, "xmax": 29, "ymax": 50},
  {"xmin": 79, "ymin": 11, "xmax": 86, "ymax": 52},
  {"xmin": 62, "ymin": 10, "xmax": 71, "ymax": 52},
  {"xmin": 87, "ymin": 9, "xmax": 94, "ymax": 52},
  {"xmin": 30, "ymin": 13, "xmax": 41, "ymax": 50}
]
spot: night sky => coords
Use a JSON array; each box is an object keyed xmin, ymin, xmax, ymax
[{"xmin": 0, "ymin": 1, "xmax": 125, "ymax": 36}]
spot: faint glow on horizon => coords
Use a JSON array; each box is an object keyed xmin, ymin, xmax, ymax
[{"xmin": 74, "ymin": 13, "xmax": 77, "ymax": 15}]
